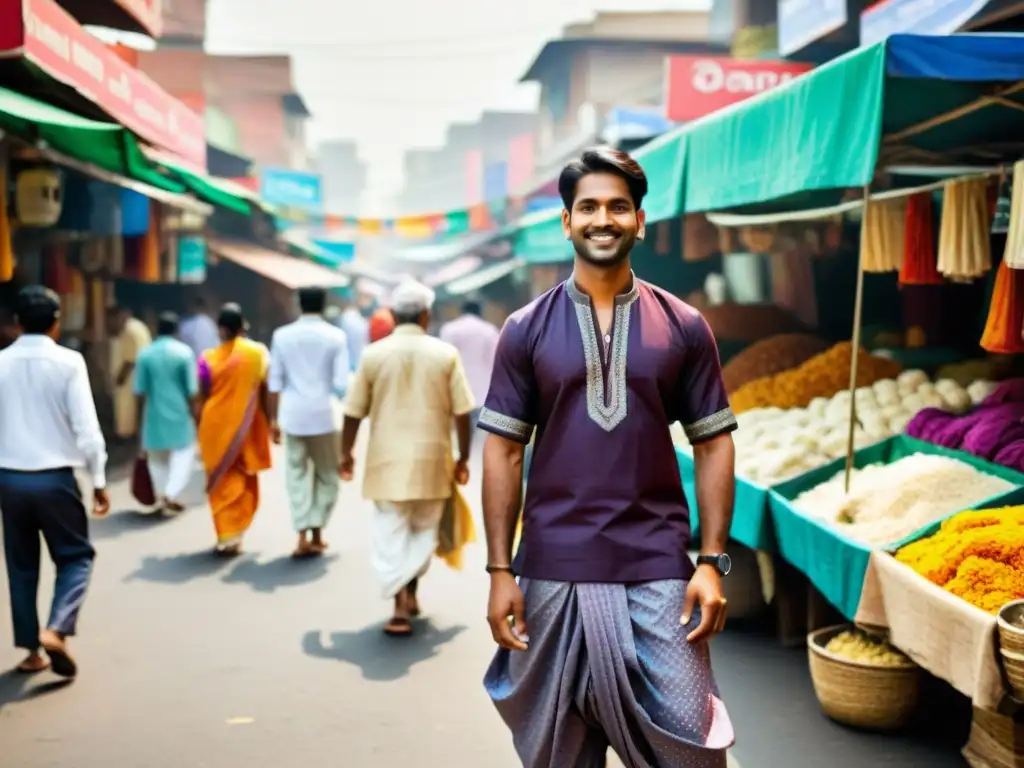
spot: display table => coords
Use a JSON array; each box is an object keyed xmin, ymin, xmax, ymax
[{"xmin": 857, "ymin": 552, "xmax": 1010, "ymax": 713}]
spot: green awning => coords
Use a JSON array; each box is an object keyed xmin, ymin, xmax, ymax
[
  {"xmin": 0, "ymin": 86, "xmax": 185, "ymax": 193},
  {"xmin": 633, "ymin": 129, "xmax": 687, "ymax": 223},
  {"xmin": 680, "ymin": 34, "xmax": 1024, "ymax": 214},
  {"xmin": 153, "ymin": 157, "xmax": 254, "ymax": 216}
]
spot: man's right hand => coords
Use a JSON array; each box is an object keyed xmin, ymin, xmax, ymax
[
  {"xmin": 487, "ymin": 571, "xmax": 529, "ymax": 652},
  {"xmin": 93, "ymin": 489, "xmax": 111, "ymax": 518},
  {"xmin": 270, "ymin": 422, "xmax": 282, "ymax": 445}
]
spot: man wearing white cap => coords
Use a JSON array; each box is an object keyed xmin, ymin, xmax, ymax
[{"xmin": 340, "ymin": 279, "xmax": 475, "ymax": 636}]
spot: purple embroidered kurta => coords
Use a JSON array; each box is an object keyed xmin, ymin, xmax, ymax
[{"xmin": 479, "ymin": 275, "xmax": 737, "ymax": 584}]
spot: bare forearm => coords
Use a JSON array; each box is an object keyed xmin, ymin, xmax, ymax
[
  {"xmin": 482, "ymin": 434, "xmax": 524, "ymax": 567},
  {"xmin": 454, "ymin": 413, "xmax": 472, "ymax": 460},
  {"xmin": 258, "ymin": 381, "xmax": 271, "ymax": 420},
  {"xmin": 340, "ymin": 415, "xmax": 362, "ymax": 456},
  {"xmin": 692, "ymin": 433, "xmax": 735, "ymax": 554},
  {"xmin": 268, "ymin": 392, "xmax": 280, "ymax": 423}
]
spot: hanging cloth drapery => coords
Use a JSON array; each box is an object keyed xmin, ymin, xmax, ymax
[
  {"xmin": 937, "ymin": 177, "xmax": 992, "ymax": 280},
  {"xmin": 0, "ymin": 169, "xmax": 13, "ymax": 282},
  {"xmin": 980, "ymin": 259, "xmax": 1024, "ymax": 353},
  {"xmin": 770, "ymin": 235, "xmax": 818, "ymax": 328},
  {"xmin": 863, "ymin": 196, "xmax": 907, "ymax": 272},
  {"xmin": 1001, "ymin": 160, "xmax": 1024, "ymax": 270},
  {"xmin": 899, "ymin": 193, "xmax": 943, "ymax": 285},
  {"xmin": 992, "ymin": 167, "xmax": 1013, "ymax": 235}
]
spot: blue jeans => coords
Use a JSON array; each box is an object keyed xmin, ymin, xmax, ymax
[{"xmin": 0, "ymin": 468, "xmax": 95, "ymax": 651}]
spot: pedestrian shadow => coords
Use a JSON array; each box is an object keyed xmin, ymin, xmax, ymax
[
  {"xmin": 301, "ymin": 621, "xmax": 467, "ymax": 682},
  {"xmin": 221, "ymin": 553, "xmax": 340, "ymax": 594},
  {"xmin": 0, "ymin": 670, "xmax": 73, "ymax": 712},
  {"xmin": 90, "ymin": 510, "xmax": 175, "ymax": 541},
  {"xmin": 124, "ymin": 550, "xmax": 237, "ymax": 585}
]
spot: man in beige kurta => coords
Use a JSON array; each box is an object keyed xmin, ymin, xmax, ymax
[
  {"xmin": 340, "ymin": 280, "xmax": 475, "ymax": 637},
  {"xmin": 109, "ymin": 306, "xmax": 152, "ymax": 440}
]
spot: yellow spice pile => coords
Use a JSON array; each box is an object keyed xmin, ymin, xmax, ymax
[
  {"xmin": 896, "ymin": 507, "xmax": 1024, "ymax": 614},
  {"xmin": 729, "ymin": 342, "xmax": 904, "ymax": 415}
]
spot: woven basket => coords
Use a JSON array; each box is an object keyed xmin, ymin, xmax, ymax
[
  {"xmin": 963, "ymin": 707, "xmax": 1024, "ymax": 768},
  {"xmin": 807, "ymin": 624, "xmax": 921, "ymax": 730},
  {"xmin": 997, "ymin": 600, "xmax": 1024, "ymax": 701}
]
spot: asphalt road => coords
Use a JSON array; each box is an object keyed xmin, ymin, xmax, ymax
[{"xmin": 0, "ymin": 440, "xmax": 973, "ymax": 767}]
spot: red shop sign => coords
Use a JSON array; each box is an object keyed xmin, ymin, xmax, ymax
[
  {"xmin": 0, "ymin": 0, "xmax": 204, "ymax": 171},
  {"xmin": 664, "ymin": 55, "xmax": 813, "ymax": 123},
  {"xmin": 115, "ymin": 0, "xmax": 163, "ymax": 39}
]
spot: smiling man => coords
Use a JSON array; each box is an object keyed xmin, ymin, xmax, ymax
[{"xmin": 480, "ymin": 148, "xmax": 737, "ymax": 767}]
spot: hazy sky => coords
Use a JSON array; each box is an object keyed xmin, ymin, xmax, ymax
[{"xmin": 205, "ymin": 0, "xmax": 709, "ymax": 214}]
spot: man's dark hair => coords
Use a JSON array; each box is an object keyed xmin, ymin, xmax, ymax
[
  {"xmin": 461, "ymin": 300, "xmax": 482, "ymax": 317},
  {"xmin": 217, "ymin": 303, "xmax": 246, "ymax": 338},
  {"xmin": 15, "ymin": 285, "xmax": 61, "ymax": 335},
  {"xmin": 298, "ymin": 287, "xmax": 327, "ymax": 314},
  {"xmin": 558, "ymin": 147, "xmax": 648, "ymax": 211},
  {"xmin": 157, "ymin": 311, "xmax": 180, "ymax": 336},
  {"xmin": 107, "ymin": 305, "xmax": 129, "ymax": 319}
]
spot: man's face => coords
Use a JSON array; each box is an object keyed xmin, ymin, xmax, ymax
[{"xmin": 563, "ymin": 172, "xmax": 645, "ymax": 268}]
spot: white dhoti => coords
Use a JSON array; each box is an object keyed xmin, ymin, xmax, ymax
[
  {"xmin": 147, "ymin": 445, "xmax": 198, "ymax": 502},
  {"xmin": 371, "ymin": 499, "xmax": 445, "ymax": 599}
]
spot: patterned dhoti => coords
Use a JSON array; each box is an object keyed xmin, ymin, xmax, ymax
[{"xmin": 484, "ymin": 579, "xmax": 734, "ymax": 768}]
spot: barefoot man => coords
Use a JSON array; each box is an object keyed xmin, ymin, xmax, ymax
[
  {"xmin": 340, "ymin": 280, "xmax": 475, "ymax": 636},
  {"xmin": 0, "ymin": 286, "xmax": 110, "ymax": 678}
]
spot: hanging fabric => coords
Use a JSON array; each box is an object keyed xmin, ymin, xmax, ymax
[
  {"xmin": 1002, "ymin": 160, "xmax": 1024, "ymax": 270},
  {"xmin": 992, "ymin": 167, "xmax": 1013, "ymax": 235},
  {"xmin": 980, "ymin": 260, "xmax": 1024, "ymax": 353},
  {"xmin": 139, "ymin": 200, "xmax": 160, "ymax": 283},
  {"xmin": 899, "ymin": 192, "xmax": 943, "ymax": 285},
  {"xmin": 862, "ymin": 196, "xmax": 907, "ymax": 272},
  {"xmin": 770, "ymin": 236, "xmax": 818, "ymax": 328},
  {"xmin": 0, "ymin": 169, "xmax": 12, "ymax": 282},
  {"xmin": 937, "ymin": 177, "xmax": 992, "ymax": 280}
]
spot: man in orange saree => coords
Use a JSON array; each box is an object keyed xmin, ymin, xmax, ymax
[{"xmin": 197, "ymin": 304, "xmax": 272, "ymax": 556}]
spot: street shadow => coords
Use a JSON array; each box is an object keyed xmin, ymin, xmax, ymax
[
  {"xmin": 90, "ymin": 510, "xmax": 175, "ymax": 541},
  {"xmin": 221, "ymin": 553, "xmax": 340, "ymax": 594},
  {"xmin": 301, "ymin": 620, "xmax": 467, "ymax": 682},
  {"xmin": 0, "ymin": 670, "xmax": 73, "ymax": 712},
  {"xmin": 124, "ymin": 550, "xmax": 238, "ymax": 585}
]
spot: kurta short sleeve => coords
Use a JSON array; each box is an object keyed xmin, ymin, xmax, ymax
[
  {"xmin": 676, "ymin": 313, "xmax": 737, "ymax": 444},
  {"xmin": 448, "ymin": 354, "xmax": 476, "ymax": 417},
  {"xmin": 344, "ymin": 361, "xmax": 372, "ymax": 420},
  {"xmin": 478, "ymin": 315, "xmax": 536, "ymax": 444}
]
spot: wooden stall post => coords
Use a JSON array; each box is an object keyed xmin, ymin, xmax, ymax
[{"xmin": 844, "ymin": 185, "xmax": 871, "ymax": 493}]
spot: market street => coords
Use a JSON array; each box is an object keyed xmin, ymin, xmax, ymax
[{"xmin": 0, "ymin": 442, "xmax": 972, "ymax": 767}]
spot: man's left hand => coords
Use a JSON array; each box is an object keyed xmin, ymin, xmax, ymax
[
  {"xmin": 454, "ymin": 459, "xmax": 470, "ymax": 486},
  {"xmin": 681, "ymin": 564, "xmax": 727, "ymax": 643}
]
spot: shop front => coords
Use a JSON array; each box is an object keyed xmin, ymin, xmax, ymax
[
  {"xmin": 860, "ymin": 0, "xmax": 1024, "ymax": 46},
  {"xmin": 0, "ymin": 0, "xmax": 206, "ymax": 172}
]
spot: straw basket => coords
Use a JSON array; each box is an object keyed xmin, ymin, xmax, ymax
[
  {"xmin": 997, "ymin": 600, "xmax": 1024, "ymax": 701},
  {"xmin": 963, "ymin": 707, "xmax": 1024, "ymax": 768},
  {"xmin": 807, "ymin": 624, "xmax": 921, "ymax": 730}
]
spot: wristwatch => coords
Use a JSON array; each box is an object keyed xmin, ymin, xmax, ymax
[{"xmin": 696, "ymin": 554, "xmax": 732, "ymax": 576}]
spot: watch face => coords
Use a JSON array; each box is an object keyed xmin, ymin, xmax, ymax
[{"xmin": 718, "ymin": 554, "xmax": 732, "ymax": 576}]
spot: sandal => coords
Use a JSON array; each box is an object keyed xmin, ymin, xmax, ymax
[
  {"xmin": 383, "ymin": 617, "xmax": 413, "ymax": 637},
  {"xmin": 40, "ymin": 642, "xmax": 77, "ymax": 679},
  {"xmin": 16, "ymin": 654, "xmax": 49, "ymax": 674}
]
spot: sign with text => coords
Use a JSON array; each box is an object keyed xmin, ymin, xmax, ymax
[
  {"xmin": 259, "ymin": 168, "xmax": 324, "ymax": 213},
  {"xmin": 0, "ymin": 0, "xmax": 205, "ymax": 171},
  {"xmin": 665, "ymin": 55, "xmax": 814, "ymax": 123},
  {"xmin": 116, "ymin": 0, "xmax": 163, "ymax": 38}
]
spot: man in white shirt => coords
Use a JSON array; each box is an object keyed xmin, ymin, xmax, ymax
[
  {"xmin": 269, "ymin": 287, "xmax": 350, "ymax": 558},
  {"xmin": 439, "ymin": 300, "xmax": 500, "ymax": 428},
  {"xmin": 0, "ymin": 286, "xmax": 110, "ymax": 678}
]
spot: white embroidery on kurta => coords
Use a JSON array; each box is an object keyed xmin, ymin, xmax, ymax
[{"xmin": 567, "ymin": 278, "xmax": 639, "ymax": 433}]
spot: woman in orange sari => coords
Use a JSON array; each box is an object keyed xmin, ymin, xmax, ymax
[{"xmin": 197, "ymin": 304, "xmax": 272, "ymax": 556}]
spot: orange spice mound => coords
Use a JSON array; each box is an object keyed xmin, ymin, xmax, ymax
[{"xmin": 729, "ymin": 342, "xmax": 904, "ymax": 415}]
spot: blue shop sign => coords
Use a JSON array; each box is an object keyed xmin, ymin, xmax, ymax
[
  {"xmin": 260, "ymin": 168, "xmax": 324, "ymax": 213},
  {"xmin": 178, "ymin": 236, "xmax": 207, "ymax": 284},
  {"xmin": 861, "ymin": 0, "xmax": 993, "ymax": 47},
  {"xmin": 778, "ymin": 0, "xmax": 847, "ymax": 56}
]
